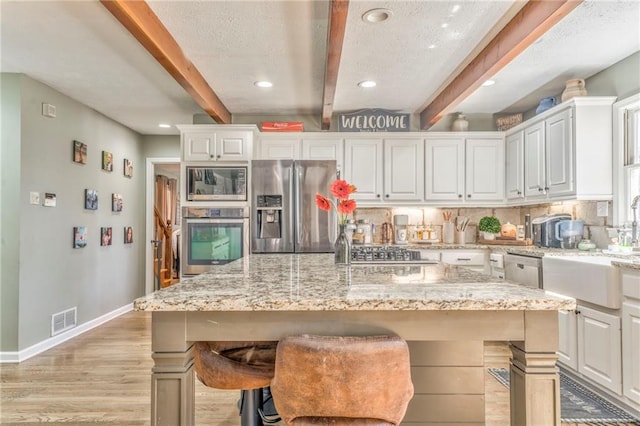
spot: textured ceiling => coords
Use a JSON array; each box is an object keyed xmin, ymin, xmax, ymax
[{"xmin": 1, "ymin": 0, "xmax": 639, "ymax": 135}]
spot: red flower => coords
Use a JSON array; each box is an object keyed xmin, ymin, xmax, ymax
[
  {"xmin": 337, "ymin": 199, "xmax": 356, "ymax": 215},
  {"xmin": 329, "ymin": 179, "xmax": 353, "ymax": 199},
  {"xmin": 315, "ymin": 194, "xmax": 332, "ymax": 212}
]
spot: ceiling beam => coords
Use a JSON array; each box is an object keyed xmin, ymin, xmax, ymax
[
  {"xmin": 100, "ymin": 0, "xmax": 231, "ymax": 124},
  {"xmin": 420, "ymin": 0, "xmax": 583, "ymax": 129},
  {"xmin": 321, "ymin": 0, "xmax": 349, "ymax": 130}
]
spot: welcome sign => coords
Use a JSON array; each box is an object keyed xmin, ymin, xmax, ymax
[{"xmin": 338, "ymin": 109, "xmax": 410, "ymax": 132}]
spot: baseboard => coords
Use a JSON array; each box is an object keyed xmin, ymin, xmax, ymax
[{"xmin": 0, "ymin": 303, "xmax": 133, "ymax": 364}]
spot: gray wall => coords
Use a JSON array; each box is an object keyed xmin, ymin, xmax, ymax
[
  {"xmin": 1, "ymin": 74, "xmax": 22, "ymax": 352},
  {"xmin": 141, "ymin": 134, "xmax": 180, "ymax": 158},
  {"xmin": 587, "ymin": 51, "xmax": 640, "ymax": 100},
  {"xmin": 2, "ymin": 74, "xmax": 146, "ymax": 351}
]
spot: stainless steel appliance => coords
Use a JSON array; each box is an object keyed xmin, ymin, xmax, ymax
[
  {"xmin": 251, "ymin": 160, "xmax": 337, "ymax": 253},
  {"xmin": 350, "ymin": 246, "xmax": 438, "ymax": 264},
  {"xmin": 532, "ymin": 213, "xmax": 571, "ymax": 248},
  {"xmin": 181, "ymin": 207, "xmax": 249, "ymax": 276},
  {"xmin": 185, "ymin": 165, "xmax": 247, "ymax": 201},
  {"xmin": 504, "ymin": 253, "xmax": 542, "ymax": 288}
]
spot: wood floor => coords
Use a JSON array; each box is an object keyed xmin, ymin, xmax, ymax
[{"xmin": 0, "ymin": 311, "xmax": 635, "ymax": 425}]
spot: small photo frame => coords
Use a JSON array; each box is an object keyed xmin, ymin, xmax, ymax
[
  {"xmin": 112, "ymin": 193, "xmax": 123, "ymax": 212},
  {"xmin": 102, "ymin": 150, "xmax": 113, "ymax": 172},
  {"xmin": 73, "ymin": 226, "xmax": 87, "ymax": 248},
  {"xmin": 123, "ymin": 158, "xmax": 133, "ymax": 178},
  {"xmin": 44, "ymin": 193, "xmax": 56, "ymax": 207},
  {"xmin": 124, "ymin": 226, "xmax": 133, "ymax": 244},
  {"xmin": 73, "ymin": 140, "xmax": 87, "ymax": 164},
  {"xmin": 100, "ymin": 227, "xmax": 112, "ymax": 246},
  {"xmin": 85, "ymin": 189, "xmax": 98, "ymax": 210}
]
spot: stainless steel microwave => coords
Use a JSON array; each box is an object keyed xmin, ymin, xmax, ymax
[{"xmin": 185, "ymin": 166, "xmax": 247, "ymax": 201}]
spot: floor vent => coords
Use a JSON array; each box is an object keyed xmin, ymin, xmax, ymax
[{"xmin": 51, "ymin": 307, "xmax": 77, "ymax": 336}]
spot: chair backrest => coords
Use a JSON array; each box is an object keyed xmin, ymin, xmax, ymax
[{"xmin": 271, "ymin": 335, "xmax": 414, "ymax": 425}]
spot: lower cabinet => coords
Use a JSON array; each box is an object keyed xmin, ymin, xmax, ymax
[
  {"xmin": 622, "ymin": 295, "xmax": 640, "ymax": 405},
  {"xmin": 557, "ymin": 309, "xmax": 578, "ymax": 370}
]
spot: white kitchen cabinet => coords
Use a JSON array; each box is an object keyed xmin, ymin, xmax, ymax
[
  {"xmin": 344, "ymin": 137, "xmax": 423, "ymax": 203},
  {"xmin": 180, "ymin": 125, "xmax": 254, "ymax": 162},
  {"xmin": 302, "ymin": 138, "xmax": 344, "ymax": 174},
  {"xmin": 622, "ymin": 271, "xmax": 640, "ymax": 406},
  {"xmin": 425, "ymin": 135, "xmax": 504, "ymax": 204},
  {"xmin": 505, "ymin": 131, "xmax": 524, "ymax": 201},
  {"xmin": 557, "ymin": 309, "xmax": 578, "ymax": 370},
  {"xmin": 577, "ymin": 305, "xmax": 622, "ymax": 394},
  {"xmin": 257, "ymin": 136, "xmax": 301, "ymax": 159},
  {"xmin": 508, "ymin": 97, "xmax": 616, "ymax": 203}
]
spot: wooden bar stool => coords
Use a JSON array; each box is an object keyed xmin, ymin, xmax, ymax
[
  {"xmin": 194, "ymin": 341, "xmax": 278, "ymax": 426},
  {"xmin": 270, "ymin": 335, "xmax": 414, "ymax": 425}
]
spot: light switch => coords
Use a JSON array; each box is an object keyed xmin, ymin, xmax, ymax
[
  {"xmin": 30, "ymin": 191, "xmax": 40, "ymax": 205},
  {"xmin": 597, "ymin": 201, "xmax": 609, "ymax": 217}
]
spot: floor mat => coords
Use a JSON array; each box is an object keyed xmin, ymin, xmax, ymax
[{"xmin": 488, "ymin": 368, "xmax": 640, "ymax": 425}]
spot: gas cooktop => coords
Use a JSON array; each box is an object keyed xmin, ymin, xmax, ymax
[{"xmin": 350, "ymin": 246, "xmax": 437, "ymax": 264}]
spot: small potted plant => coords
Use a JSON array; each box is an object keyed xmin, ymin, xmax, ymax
[{"xmin": 478, "ymin": 216, "xmax": 501, "ymax": 240}]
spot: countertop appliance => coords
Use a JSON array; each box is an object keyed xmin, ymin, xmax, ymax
[
  {"xmin": 555, "ymin": 219, "xmax": 584, "ymax": 249},
  {"xmin": 185, "ymin": 165, "xmax": 247, "ymax": 201},
  {"xmin": 532, "ymin": 213, "xmax": 571, "ymax": 248},
  {"xmin": 252, "ymin": 160, "xmax": 337, "ymax": 253},
  {"xmin": 393, "ymin": 215, "xmax": 409, "ymax": 245},
  {"xmin": 350, "ymin": 246, "xmax": 438, "ymax": 264},
  {"xmin": 181, "ymin": 207, "xmax": 250, "ymax": 276},
  {"xmin": 504, "ymin": 253, "xmax": 543, "ymax": 288}
]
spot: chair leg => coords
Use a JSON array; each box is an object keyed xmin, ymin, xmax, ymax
[{"xmin": 239, "ymin": 389, "xmax": 263, "ymax": 426}]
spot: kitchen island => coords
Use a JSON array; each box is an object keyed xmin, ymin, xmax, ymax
[{"xmin": 135, "ymin": 253, "xmax": 575, "ymax": 426}]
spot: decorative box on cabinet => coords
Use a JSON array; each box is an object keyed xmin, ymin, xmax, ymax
[
  {"xmin": 344, "ymin": 136, "xmax": 423, "ymax": 203},
  {"xmin": 425, "ymin": 134, "xmax": 504, "ymax": 204},
  {"xmin": 178, "ymin": 125, "xmax": 255, "ymax": 162},
  {"xmin": 506, "ymin": 96, "xmax": 616, "ymax": 203}
]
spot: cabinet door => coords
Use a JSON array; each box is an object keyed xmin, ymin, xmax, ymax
[
  {"xmin": 384, "ymin": 138, "xmax": 424, "ymax": 201},
  {"xmin": 344, "ymin": 139, "xmax": 383, "ymax": 201},
  {"xmin": 505, "ymin": 131, "xmax": 524, "ymax": 200},
  {"xmin": 558, "ymin": 309, "xmax": 578, "ymax": 370},
  {"xmin": 622, "ymin": 299, "xmax": 640, "ymax": 404},
  {"xmin": 465, "ymin": 138, "xmax": 504, "ymax": 201},
  {"xmin": 183, "ymin": 132, "xmax": 216, "ymax": 161},
  {"xmin": 577, "ymin": 305, "xmax": 622, "ymax": 394},
  {"xmin": 425, "ymin": 138, "xmax": 464, "ymax": 201},
  {"xmin": 259, "ymin": 138, "xmax": 301, "ymax": 160},
  {"xmin": 302, "ymin": 138, "xmax": 343, "ymax": 174},
  {"xmin": 524, "ymin": 121, "xmax": 546, "ymax": 198},
  {"xmin": 546, "ymin": 108, "xmax": 574, "ymax": 197},
  {"xmin": 217, "ymin": 131, "xmax": 251, "ymax": 161}
]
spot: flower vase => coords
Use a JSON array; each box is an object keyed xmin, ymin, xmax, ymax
[{"xmin": 335, "ymin": 224, "xmax": 351, "ymax": 265}]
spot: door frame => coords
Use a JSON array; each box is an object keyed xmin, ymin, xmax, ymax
[{"xmin": 145, "ymin": 157, "xmax": 180, "ymax": 295}]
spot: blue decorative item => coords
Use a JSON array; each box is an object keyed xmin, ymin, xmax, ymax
[{"xmin": 536, "ymin": 96, "xmax": 557, "ymax": 115}]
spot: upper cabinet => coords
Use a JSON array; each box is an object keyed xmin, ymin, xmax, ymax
[
  {"xmin": 506, "ymin": 96, "xmax": 616, "ymax": 204},
  {"xmin": 425, "ymin": 134, "xmax": 504, "ymax": 204},
  {"xmin": 179, "ymin": 125, "xmax": 256, "ymax": 162},
  {"xmin": 344, "ymin": 137, "xmax": 423, "ymax": 203},
  {"xmin": 257, "ymin": 133, "xmax": 344, "ymax": 173}
]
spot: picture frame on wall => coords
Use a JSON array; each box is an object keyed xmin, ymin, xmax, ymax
[
  {"xmin": 123, "ymin": 158, "xmax": 133, "ymax": 178},
  {"xmin": 73, "ymin": 226, "xmax": 87, "ymax": 248},
  {"xmin": 124, "ymin": 226, "xmax": 133, "ymax": 244},
  {"xmin": 85, "ymin": 189, "xmax": 98, "ymax": 210},
  {"xmin": 112, "ymin": 193, "xmax": 123, "ymax": 212},
  {"xmin": 102, "ymin": 150, "xmax": 113, "ymax": 172},
  {"xmin": 73, "ymin": 140, "xmax": 87, "ymax": 164},
  {"xmin": 100, "ymin": 227, "xmax": 112, "ymax": 246}
]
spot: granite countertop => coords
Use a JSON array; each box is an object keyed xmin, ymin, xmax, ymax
[{"xmin": 134, "ymin": 253, "xmax": 575, "ymax": 312}]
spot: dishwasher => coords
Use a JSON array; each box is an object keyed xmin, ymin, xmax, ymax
[{"xmin": 504, "ymin": 253, "xmax": 543, "ymax": 288}]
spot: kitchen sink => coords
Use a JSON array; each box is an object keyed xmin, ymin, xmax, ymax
[{"xmin": 542, "ymin": 256, "xmax": 624, "ymax": 309}]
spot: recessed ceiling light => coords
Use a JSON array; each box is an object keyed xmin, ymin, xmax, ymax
[
  {"xmin": 441, "ymin": 22, "xmax": 448, "ymax": 28},
  {"xmin": 362, "ymin": 8, "xmax": 392, "ymax": 23},
  {"xmin": 358, "ymin": 80, "xmax": 377, "ymax": 88},
  {"xmin": 254, "ymin": 81, "xmax": 273, "ymax": 88},
  {"xmin": 158, "ymin": 123, "xmax": 171, "ymax": 128},
  {"xmin": 451, "ymin": 4, "xmax": 461, "ymax": 13},
  {"xmin": 428, "ymin": 44, "xmax": 437, "ymax": 49},
  {"xmin": 481, "ymin": 80, "xmax": 496, "ymax": 87}
]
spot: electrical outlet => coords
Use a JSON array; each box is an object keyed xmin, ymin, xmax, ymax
[
  {"xmin": 29, "ymin": 192, "xmax": 40, "ymax": 205},
  {"xmin": 597, "ymin": 201, "xmax": 609, "ymax": 217}
]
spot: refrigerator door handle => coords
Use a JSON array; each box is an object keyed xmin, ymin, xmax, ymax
[{"xmin": 294, "ymin": 166, "xmax": 303, "ymax": 247}]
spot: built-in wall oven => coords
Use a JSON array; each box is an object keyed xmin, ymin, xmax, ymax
[{"xmin": 181, "ymin": 207, "xmax": 249, "ymax": 276}]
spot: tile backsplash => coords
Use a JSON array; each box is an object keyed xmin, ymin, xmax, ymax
[{"xmin": 353, "ymin": 200, "xmax": 614, "ymax": 248}]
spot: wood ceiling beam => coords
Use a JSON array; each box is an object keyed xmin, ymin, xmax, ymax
[
  {"xmin": 419, "ymin": 0, "xmax": 583, "ymax": 130},
  {"xmin": 321, "ymin": 0, "xmax": 349, "ymax": 130},
  {"xmin": 100, "ymin": 0, "xmax": 231, "ymax": 124}
]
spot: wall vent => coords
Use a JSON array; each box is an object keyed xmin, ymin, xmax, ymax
[{"xmin": 51, "ymin": 307, "xmax": 77, "ymax": 336}]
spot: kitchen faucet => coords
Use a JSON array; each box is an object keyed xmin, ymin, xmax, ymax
[{"xmin": 632, "ymin": 195, "xmax": 640, "ymax": 246}]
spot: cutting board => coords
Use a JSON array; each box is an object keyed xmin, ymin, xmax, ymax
[{"xmin": 477, "ymin": 238, "xmax": 532, "ymax": 246}]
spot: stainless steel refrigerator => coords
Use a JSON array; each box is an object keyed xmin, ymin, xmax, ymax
[{"xmin": 251, "ymin": 160, "xmax": 337, "ymax": 253}]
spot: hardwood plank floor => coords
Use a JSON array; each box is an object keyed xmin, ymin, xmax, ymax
[{"xmin": 0, "ymin": 312, "xmax": 635, "ymax": 425}]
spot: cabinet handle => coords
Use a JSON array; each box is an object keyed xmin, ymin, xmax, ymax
[
  {"xmin": 385, "ymin": 194, "xmax": 389, "ymax": 198},
  {"xmin": 538, "ymin": 187, "xmax": 543, "ymax": 192},
  {"xmin": 210, "ymin": 154, "xmax": 214, "ymax": 159},
  {"xmin": 467, "ymin": 194, "xmax": 471, "ymax": 198},
  {"xmin": 376, "ymin": 194, "xmax": 381, "ymax": 198},
  {"xmin": 458, "ymin": 194, "xmax": 462, "ymax": 198},
  {"xmin": 517, "ymin": 191, "xmax": 522, "ymax": 195},
  {"xmin": 575, "ymin": 310, "xmax": 581, "ymax": 315},
  {"xmin": 544, "ymin": 187, "xmax": 549, "ymax": 191},
  {"xmin": 217, "ymin": 154, "xmax": 221, "ymax": 159},
  {"xmin": 457, "ymin": 258, "xmax": 471, "ymax": 261}
]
